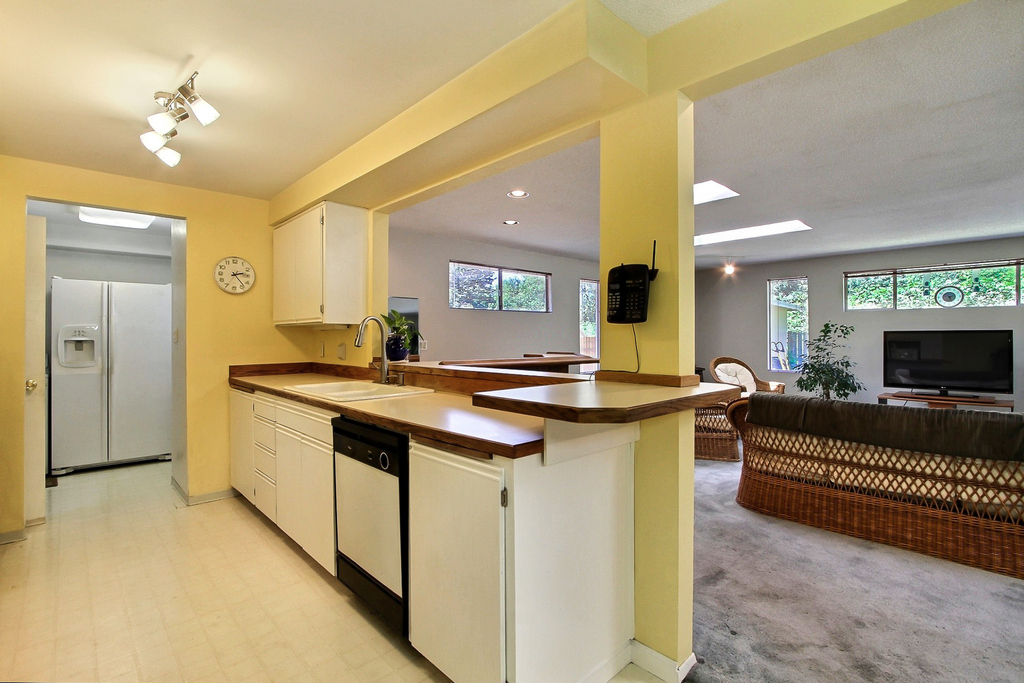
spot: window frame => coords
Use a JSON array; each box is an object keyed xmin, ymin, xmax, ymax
[
  {"xmin": 448, "ymin": 260, "xmax": 552, "ymax": 313},
  {"xmin": 766, "ymin": 276, "xmax": 809, "ymax": 374},
  {"xmin": 843, "ymin": 259, "xmax": 1023, "ymax": 312}
]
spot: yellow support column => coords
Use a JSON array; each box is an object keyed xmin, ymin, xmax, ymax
[{"xmin": 600, "ymin": 90, "xmax": 696, "ymax": 666}]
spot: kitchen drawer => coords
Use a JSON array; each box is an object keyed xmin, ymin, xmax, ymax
[
  {"xmin": 276, "ymin": 403, "xmax": 333, "ymax": 445},
  {"xmin": 254, "ymin": 443, "xmax": 276, "ymax": 481},
  {"xmin": 254, "ymin": 416, "xmax": 276, "ymax": 451},
  {"xmin": 253, "ymin": 470, "xmax": 276, "ymax": 523},
  {"xmin": 254, "ymin": 396, "xmax": 277, "ymax": 422}
]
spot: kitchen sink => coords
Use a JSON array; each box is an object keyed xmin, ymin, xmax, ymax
[{"xmin": 285, "ymin": 381, "xmax": 433, "ymax": 402}]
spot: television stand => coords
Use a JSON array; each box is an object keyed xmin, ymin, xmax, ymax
[
  {"xmin": 891, "ymin": 391, "xmax": 988, "ymax": 402},
  {"xmin": 878, "ymin": 392, "xmax": 1013, "ymax": 411}
]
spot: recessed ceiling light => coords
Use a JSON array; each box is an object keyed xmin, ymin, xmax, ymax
[
  {"xmin": 694, "ymin": 220, "xmax": 811, "ymax": 246},
  {"xmin": 507, "ymin": 190, "xmax": 529, "ymax": 198},
  {"xmin": 503, "ymin": 220, "xmax": 519, "ymax": 225},
  {"xmin": 724, "ymin": 264, "xmax": 736, "ymax": 275},
  {"xmin": 694, "ymin": 180, "xmax": 739, "ymax": 205},
  {"xmin": 78, "ymin": 206, "xmax": 157, "ymax": 230}
]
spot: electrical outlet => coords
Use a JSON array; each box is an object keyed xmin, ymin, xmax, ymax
[
  {"xmin": 419, "ymin": 339, "xmax": 428, "ymax": 351},
  {"xmin": 336, "ymin": 343, "xmax": 347, "ymax": 360}
]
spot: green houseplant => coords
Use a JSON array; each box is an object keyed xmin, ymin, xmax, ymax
[
  {"xmin": 382, "ymin": 309, "xmax": 422, "ymax": 361},
  {"xmin": 795, "ymin": 321, "xmax": 866, "ymax": 400}
]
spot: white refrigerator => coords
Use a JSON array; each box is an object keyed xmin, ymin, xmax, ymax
[{"xmin": 50, "ymin": 278, "xmax": 172, "ymax": 473}]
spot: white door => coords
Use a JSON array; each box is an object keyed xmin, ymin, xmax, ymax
[
  {"xmin": 275, "ymin": 425, "xmax": 304, "ymax": 542},
  {"xmin": 292, "ymin": 206, "xmax": 324, "ymax": 323},
  {"xmin": 302, "ymin": 438, "xmax": 336, "ymax": 574},
  {"xmin": 409, "ymin": 443, "xmax": 505, "ymax": 683},
  {"xmin": 229, "ymin": 391, "xmax": 255, "ymax": 503},
  {"xmin": 50, "ymin": 278, "xmax": 106, "ymax": 470},
  {"xmin": 273, "ymin": 223, "xmax": 296, "ymax": 323},
  {"xmin": 108, "ymin": 283, "xmax": 172, "ymax": 462},
  {"xmin": 24, "ymin": 215, "xmax": 47, "ymax": 522}
]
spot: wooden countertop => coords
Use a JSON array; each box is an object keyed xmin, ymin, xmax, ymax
[
  {"xmin": 230, "ymin": 374, "xmax": 545, "ymax": 458},
  {"xmin": 472, "ymin": 381, "xmax": 741, "ymax": 423}
]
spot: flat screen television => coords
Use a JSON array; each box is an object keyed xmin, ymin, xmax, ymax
[{"xmin": 883, "ymin": 330, "xmax": 1013, "ymax": 395}]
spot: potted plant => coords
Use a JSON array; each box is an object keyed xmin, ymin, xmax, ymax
[
  {"xmin": 382, "ymin": 309, "xmax": 422, "ymax": 362},
  {"xmin": 795, "ymin": 321, "xmax": 866, "ymax": 400}
]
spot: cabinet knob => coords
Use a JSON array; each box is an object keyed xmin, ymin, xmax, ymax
[{"xmin": 25, "ymin": 379, "xmax": 38, "ymax": 392}]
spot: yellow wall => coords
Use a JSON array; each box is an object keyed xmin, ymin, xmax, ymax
[
  {"xmin": 599, "ymin": 91, "xmax": 696, "ymax": 659},
  {"xmin": 0, "ymin": 155, "xmax": 311, "ymax": 532}
]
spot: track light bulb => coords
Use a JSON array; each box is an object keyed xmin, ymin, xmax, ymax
[
  {"xmin": 147, "ymin": 108, "xmax": 188, "ymax": 135},
  {"xmin": 140, "ymin": 129, "xmax": 176, "ymax": 152},
  {"xmin": 178, "ymin": 81, "xmax": 220, "ymax": 125},
  {"xmin": 155, "ymin": 147, "xmax": 181, "ymax": 167}
]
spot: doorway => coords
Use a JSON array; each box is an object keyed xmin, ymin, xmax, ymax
[{"xmin": 23, "ymin": 199, "xmax": 187, "ymax": 524}]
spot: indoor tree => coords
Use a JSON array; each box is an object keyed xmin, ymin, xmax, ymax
[{"xmin": 795, "ymin": 321, "xmax": 866, "ymax": 400}]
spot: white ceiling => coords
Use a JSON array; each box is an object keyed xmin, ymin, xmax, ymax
[
  {"xmin": 0, "ymin": 1, "xmax": 720, "ymax": 200},
  {"xmin": 390, "ymin": 138, "xmax": 600, "ymax": 261},
  {"xmin": 390, "ymin": 0, "xmax": 1024, "ymax": 269}
]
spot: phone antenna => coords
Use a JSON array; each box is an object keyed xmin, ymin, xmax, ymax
[{"xmin": 649, "ymin": 240, "xmax": 659, "ymax": 281}]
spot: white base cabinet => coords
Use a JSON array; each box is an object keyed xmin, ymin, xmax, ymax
[
  {"xmin": 409, "ymin": 444, "xmax": 506, "ymax": 683},
  {"xmin": 229, "ymin": 390, "xmax": 337, "ymax": 576},
  {"xmin": 409, "ymin": 422, "xmax": 637, "ymax": 683}
]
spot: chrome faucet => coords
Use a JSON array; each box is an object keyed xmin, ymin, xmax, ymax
[{"xmin": 354, "ymin": 315, "xmax": 390, "ymax": 384}]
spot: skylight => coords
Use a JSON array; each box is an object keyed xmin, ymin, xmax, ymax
[
  {"xmin": 693, "ymin": 180, "xmax": 739, "ymax": 205},
  {"xmin": 694, "ymin": 220, "xmax": 811, "ymax": 246}
]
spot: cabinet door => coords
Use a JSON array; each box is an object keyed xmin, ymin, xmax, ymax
[
  {"xmin": 292, "ymin": 207, "xmax": 324, "ymax": 323},
  {"xmin": 273, "ymin": 222, "xmax": 296, "ymax": 323},
  {"xmin": 229, "ymin": 391, "xmax": 255, "ymax": 503},
  {"xmin": 409, "ymin": 443, "xmax": 505, "ymax": 683},
  {"xmin": 302, "ymin": 438, "xmax": 336, "ymax": 575},
  {"xmin": 275, "ymin": 425, "xmax": 304, "ymax": 542}
]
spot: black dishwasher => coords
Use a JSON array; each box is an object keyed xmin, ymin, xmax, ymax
[{"xmin": 332, "ymin": 415, "xmax": 409, "ymax": 636}]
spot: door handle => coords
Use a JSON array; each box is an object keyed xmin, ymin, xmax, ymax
[{"xmin": 26, "ymin": 379, "xmax": 38, "ymax": 392}]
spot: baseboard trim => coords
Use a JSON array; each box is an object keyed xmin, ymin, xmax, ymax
[
  {"xmin": 0, "ymin": 529, "xmax": 26, "ymax": 545},
  {"xmin": 172, "ymin": 478, "xmax": 237, "ymax": 506},
  {"xmin": 578, "ymin": 641, "xmax": 632, "ymax": 683},
  {"xmin": 631, "ymin": 641, "xmax": 697, "ymax": 683},
  {"xmin": 26, "ymin": 517, "xmax": 46, "ymax": 527}
]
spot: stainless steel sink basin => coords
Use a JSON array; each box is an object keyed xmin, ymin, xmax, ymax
[{"xmin": 285, "ymin": 381, "xmax": 433, "ymax": 402}]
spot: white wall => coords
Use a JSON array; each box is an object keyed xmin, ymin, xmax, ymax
[
  {"xmin": 695, "ymin": 236, "xmax": 1024, "ymax": 408},
  {"xmin": 46, "ymin": 248, "xmax": 172, "ymax": 287},
  {"xmin": 389, "ymin": 228, "xmax": 599, "ymax": 361}
]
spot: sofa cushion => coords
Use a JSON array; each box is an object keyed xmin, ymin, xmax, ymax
[{"xmin": 746, "ymin": 393, "xmax": 1024, "ymax": 462}]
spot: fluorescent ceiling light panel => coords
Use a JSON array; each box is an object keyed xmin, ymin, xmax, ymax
[
  {"xmin": 78, "ymin": 206, "xmax": 157, "ymax": 230},
  {"xmin": 694, "ymin": 220, "xmax": 811, "ymax": 246},
  {"xmin": 693, "ymin": 180, "xmax": 739, "ymax": 205}
]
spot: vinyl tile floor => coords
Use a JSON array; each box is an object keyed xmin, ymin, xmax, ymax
[{"xmin": 0, "ymin": 461, "xmax": 658, "ymax": 683}]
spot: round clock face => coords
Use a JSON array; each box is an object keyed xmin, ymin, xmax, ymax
[
  {"xmin": 215, "ymin": 257, "xmax": 255, "ymax": 294},
  {"xmin": 935, "ymin": 285, "xmax": 964, "ymax": 308}
]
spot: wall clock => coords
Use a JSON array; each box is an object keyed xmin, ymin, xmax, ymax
[
  {"xmin": 214, "ymin": 257, "xmax": 255, "ymax": 294},
  {"xmin": 935, "ymin": 285, "xmax": 964, "ymax": 308}
]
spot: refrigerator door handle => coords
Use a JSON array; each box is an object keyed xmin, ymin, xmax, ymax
[{"xmin": 103, "ymin": 282, "xmax": 110, "ymax": 461}]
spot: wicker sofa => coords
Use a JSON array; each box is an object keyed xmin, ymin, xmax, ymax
[{"xmin": 728, "ymin": 393, "xmax": 1024, "ymax": 578}]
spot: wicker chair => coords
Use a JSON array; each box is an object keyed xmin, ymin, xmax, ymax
[{"xmin": 695, "ymin": 357, "xmax": 785, "ymax": 462}]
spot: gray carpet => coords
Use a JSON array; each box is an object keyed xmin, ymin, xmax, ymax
[{"xmin": 685, "ymin": 460, "xmax": 1024, "ymax": 683}]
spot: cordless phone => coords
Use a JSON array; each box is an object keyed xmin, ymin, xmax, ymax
[{"xmin": 606, "ymin": 241, "xmax": 659, "ymax": 324}]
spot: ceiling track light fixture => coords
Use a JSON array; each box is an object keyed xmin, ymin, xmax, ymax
[{"xmin": 140, "ymin": 71, "xmax": 220, "ymax": 166}]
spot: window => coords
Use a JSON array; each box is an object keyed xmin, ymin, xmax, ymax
[
  {"xmin": 767, "ymin": 277, "xmax": 808, "ymax": 372},
  {"xmin": 579, "ymin": 279, "xmax": 599, "ymax": 357},
  {"xmin": 845, "ymin": 260, "xmax": 1022, "ymax": 311},
  {"xmin": 448, "ymin": 261, "xmax": 551, "ymax": 312}
]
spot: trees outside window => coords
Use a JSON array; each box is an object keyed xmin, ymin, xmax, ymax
[
  {"xmin": 845, "ymin": 261, "xmax": 1021, "ymax": 311},
  {"xmin": 448, "ymin": 261, "xmax": 551, "ymax": 312},
  {"xmin": 768, "ymin": 277, "xmax": 808, "ymax": 372},
  {"xmin": 579, "ymin": 279, "xmax": 599, "ymax": 357}
]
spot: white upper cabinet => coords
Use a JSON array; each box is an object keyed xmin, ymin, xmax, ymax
[{"xmin": 273, "ymin": 201, "xmax": 368, "ymax": 325}]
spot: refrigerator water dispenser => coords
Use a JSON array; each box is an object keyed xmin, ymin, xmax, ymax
[{"xmin": 58, "ymin": 325, "xmax": 100, "ymax": 367}]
